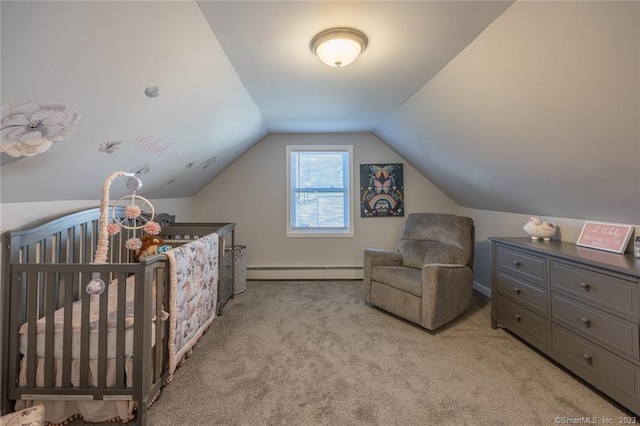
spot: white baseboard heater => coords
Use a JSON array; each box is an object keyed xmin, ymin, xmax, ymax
[{"xmin": 247, "ymin": 266, "xmax": 363, "ymax": 280}]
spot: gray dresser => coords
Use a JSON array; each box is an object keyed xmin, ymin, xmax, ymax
[{"xmin": 490, "ymin": 237, "xmax": 640, "ymax": 414}]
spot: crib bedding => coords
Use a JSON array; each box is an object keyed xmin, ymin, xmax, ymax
[
  {"xmin": 16, "ymin": 358, "xmax": 136, "ymax": 424},
  {"xmin": 14, "ymin": 231, "xmax": 220, "ymax": 424},
  {"xmin": 19, "ymin": 325, "xmax": 151, "ymax": 359},
  {"xmin": 166, "ymin": 231, "xmax": 219, "ymax": 375},
  {"xmin": 18, "ymin": 275, "xmax": 159, "ymax": 359},
  {"xmin": 17, "ymin": 231, "xmax": 219, "ymax": 367}
]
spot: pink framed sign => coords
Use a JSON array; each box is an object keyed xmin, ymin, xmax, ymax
[{"xmin": 576, "ymin": 221, "xmax": 635, "ymax": 254}]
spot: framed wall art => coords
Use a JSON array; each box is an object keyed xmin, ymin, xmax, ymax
[
  {"xmin": 576, "ymin": 221, "xmax": 634, "ymax": 253},
  {"xmin": 360, "ymin": 163, "xmax": 404, "ymax": 217}
]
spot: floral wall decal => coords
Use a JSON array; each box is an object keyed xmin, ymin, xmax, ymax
[
  {"xmin": 144, "ymin": 86, "xmax": 159, "ymax": 98},
  {"xmin": 130, "ymin": 164, "xmax": 150, "ymax": 176},
  {"xmin": 98, "ymin": 140, "xmax": 122, "ymax": 154},
  {"xmin": 1, "ymin": 100, "xmax": 81, "ymax": 157},
  {"xmin": 202, "ymin": 157, "xmax": 216, "ymax": 169}
]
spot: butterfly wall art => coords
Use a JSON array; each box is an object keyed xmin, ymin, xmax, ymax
[{"xmin": 360, "ymin": 163, "xmax": 404, "ymax": 217}]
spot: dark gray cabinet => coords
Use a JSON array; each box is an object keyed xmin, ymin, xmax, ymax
[{"xmin": 490, "ymin": 237, "xmax": 640, "ymax": 414}]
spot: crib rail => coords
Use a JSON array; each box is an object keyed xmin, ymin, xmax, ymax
[
  {"xmin": 1, "ymin": 207, "xmax": 228, "ymax": 424},
  {"xmin": 4, "ymin": 260, "xmax": 169, "ymax": 409},
  {"xmin": 1, "ymin": 207, "xmax": 174, "ymax": 423}
]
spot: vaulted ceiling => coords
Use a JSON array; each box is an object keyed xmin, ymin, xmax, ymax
[{"xmin": 2, "ymin": 1, "xmax": 639, "ymax": 224}]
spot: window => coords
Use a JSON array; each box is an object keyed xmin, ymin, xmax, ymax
[{"xmin": 286, "ymin": 145, "xmax": 353, "ymax": 237}]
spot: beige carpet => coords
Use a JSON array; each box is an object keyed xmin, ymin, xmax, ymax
[{"xmin": 71, "ymin": 280, "xmax": 633, "ymax": 425}]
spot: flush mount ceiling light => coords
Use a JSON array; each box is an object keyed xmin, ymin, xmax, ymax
[{"xmin": 311, "ymin": 27, "xmax": 368, "ymax": 68}]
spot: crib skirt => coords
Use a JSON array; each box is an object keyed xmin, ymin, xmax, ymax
[{"xmin": 15, "ymin": 357, "xmax": 136, "ymax": 424}]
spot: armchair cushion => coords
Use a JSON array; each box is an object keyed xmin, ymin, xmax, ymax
[
  {"xmin": 398, "ymin": 240, "xmax": 465, "ymax": 269},
  {"xmin": 398, "ymin": 213, "xmax": 474, "ymax": 268},
  {"xmin": 372, "ymin": 266, "xmax": 422, "ymax": 297}
]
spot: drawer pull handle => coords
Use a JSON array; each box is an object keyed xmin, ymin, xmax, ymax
[
  {"xmin": 513, "ymin": 261, "xmax": 522, "ymax": 267},
  {"xmin": 580, "ymin": 317, "xmax": 591, "ymax": 328},
  {"xmin": 583, "ymin": 353, "xmax": 593, "ymax": 365},
  {"xmin": 513, "ymin": 287, "xmax": 521, "ymax": 295},
  {"xmin": 514, "ymin": 314, "xmax": 522, "ymax": 322},
  {"xmin": 579, "ymin": 282, "xmax": 590, "ymax": 291}
]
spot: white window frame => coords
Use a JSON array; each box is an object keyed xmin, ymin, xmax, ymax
[{"xmin": 286, "ymin": 145, "xmax": 354, "ymax": 237}]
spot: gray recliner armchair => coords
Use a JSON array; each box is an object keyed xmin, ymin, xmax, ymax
[{"xmin": 363, "ymin": 213, "xmax": 475, "ymax": 331}]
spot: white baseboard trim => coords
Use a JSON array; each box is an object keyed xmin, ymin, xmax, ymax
[
  {"xmin": 248, "ymin": 266, "xmax": 363, "ymax": 280},
  {"xmin": 248, "ymin": 267, "xmax": 493, "ymax": 296},
  {"xmin": 473, "ymin": 281, "xmax": 491, "ymax": 297}
]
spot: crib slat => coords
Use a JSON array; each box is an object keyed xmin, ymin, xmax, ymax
[
  {"xmin": 43, "ymin": 271, "xmax": 56, "ymax": 387},
  {"xmin": 84, "ymin": 222, "xmax": 94, "ymax": 264},
  {"xmin": 97, "ymin": 273, "xmax": 109, "ymax": 389},
  {"xmin": 79, "ymin": 278, "xmax": 91, "ymax": 388},
  {"xmin": 72, "ymin": 225, "xmax": 81, "ymax": 264},
  {"xmin": 56, "ymin": 232, "xmax": 67, "ymax": 308},
  {"xmin": 154, "ymin": 267, "xmax": 165, "ymax": 382},
  {"xmin": 57, "ymin": 230, "xmax": 67, "ymax": 264},
  {"xmin": 7, "ymin": 270, "xmax": 23, "ymax": 401},
  {"xmin": 133, "ymin": 269, "xmax": 151, "ymax": 409},
  {"xmin": 61, "ymin": 272, "xmax": 74, "ymax": 388},
  {"xmin": 26, "ymin": 273, "xmax": 38, "ymax": 389},
  {"xmin": 115, "ymin": 272, "xmax": 126, "ymax": 389},
  {"xmin": 44, "ymin": 235, "xmax": 54, "ymax": 264},
  {"xmin": 110, "ymin": 234, "xmax": 119, "ymax": 264}
]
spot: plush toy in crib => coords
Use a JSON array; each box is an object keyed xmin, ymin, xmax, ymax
[
  {"xmin": 157, "ymin": 244, "xmax": 172, "ymax": 253},
  {"xmin": 134, "ymin": 234, "xmax": 166, "ymax": 261},
  {"xmin": 523, "ymin": 216, "xmax": 556, "ymax": 240}
]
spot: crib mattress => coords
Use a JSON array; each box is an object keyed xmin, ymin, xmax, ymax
[
  {"xmin": 18, "ymin": 275, "xmax": 161, "ymax": 359},
  {"xmin": 19, "ymin": 324, "xmax": 156, "ymax": 359}
]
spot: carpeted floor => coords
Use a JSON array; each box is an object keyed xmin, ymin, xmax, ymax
[{"xmin": 70, "ymin": 280, "xmax": 634, "ymax": 425}]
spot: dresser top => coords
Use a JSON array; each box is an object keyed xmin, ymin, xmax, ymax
[{"xmin": 490, "ymin": 237, "xmax": 640, "ymax": 278}]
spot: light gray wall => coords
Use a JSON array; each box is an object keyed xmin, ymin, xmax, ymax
[
  {"xmin": 461, "ymin": 208, "xmax": 640, "ymax": 295},
  {"xmin": 0, "ymin": 198, "xmax": 193, "ymax": 233},
  {"xmin": 376, "ymin": 0, "xmax": 640, "ymax": 225},
  {"xmin": 191, "ymin": 133, "xmax": 459, "ymax": 278},
  {"xmin": 1, "ymin": 1, "xmax": 267, "ymax": 203}
]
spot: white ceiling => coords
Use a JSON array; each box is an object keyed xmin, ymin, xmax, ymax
[
  {"xmin": 197, "ymin": 0, "xmax": 513, "ymax": 133},
  {"xmin": 2, "ymin": 1, "xmax": 639, "ymax": 226}
]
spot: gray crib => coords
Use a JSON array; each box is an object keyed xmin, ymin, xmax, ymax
[{"xmin": 0, "ymin": 207, "xmax": 234, "ymax": 424}]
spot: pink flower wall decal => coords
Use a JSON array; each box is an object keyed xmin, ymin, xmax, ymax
[{"xmin": 1, "ymin": 100, "xmax": 81, "ymax": 157}]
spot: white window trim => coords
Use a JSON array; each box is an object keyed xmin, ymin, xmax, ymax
[{"xmin": 286, "ymin": 145, "xmax": 354, "ymax": 238}]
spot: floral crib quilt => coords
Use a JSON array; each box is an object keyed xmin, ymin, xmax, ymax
[{"xmin": 165, "ymin": 232, "xmax": 219, "ymax": 377}]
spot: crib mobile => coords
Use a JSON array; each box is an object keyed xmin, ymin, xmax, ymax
[{"xmin": 86, "ymin": 171, "xmax": 161, "ymax": 295}]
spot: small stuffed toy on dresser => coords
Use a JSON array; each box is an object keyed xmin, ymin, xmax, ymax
[{"xmin": 523, "ymin": 216, "xmax": 556, "ymax": 240}]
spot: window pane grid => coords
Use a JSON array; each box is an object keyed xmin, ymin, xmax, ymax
[{"xmin": 287, "ymin": 146, "xmax": 352, "ymax": 235}]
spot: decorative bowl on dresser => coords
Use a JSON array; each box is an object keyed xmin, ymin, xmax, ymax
[{"xmin": 490, "ymin": 237, "xmax": 640, "ymax": 415}]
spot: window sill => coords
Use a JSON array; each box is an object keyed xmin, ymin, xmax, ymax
[{"xmin": 287, "ymin": 229, "xmax": 354, "ymax": 238}]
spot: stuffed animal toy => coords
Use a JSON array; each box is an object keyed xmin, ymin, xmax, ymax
[
  {"xmin": 157, "ymin": 244, "xmax": 173, "ymax": 253},
  {"xmin": 523, "ymin": 216, "xmax": 556, "ymax": 240},
  {"xmin": 134, "ymin": 234, "xmax": 165, "ymax": 262}
]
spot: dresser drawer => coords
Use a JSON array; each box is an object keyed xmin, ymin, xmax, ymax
[
  {"xmin": 551, "ymin": 261, "xmax": 639, "ymax": 320},
  {"xmin": 496, "ymin": 271, "xmax": 547, "ymax": 316},
  {"xmin": 497, "ymin": 295, "xmax": 549, "ymax": 346},
  {"xmin": 496, "ymin": 246, "xmax": 546, "ymax": 286},
  {"xmin": 552, "ymin": 324, "xmax": 640, "ymax": 398},
  {"xmin": 551, "ymin": 293, "xmax": 639, "ymax": 360}
]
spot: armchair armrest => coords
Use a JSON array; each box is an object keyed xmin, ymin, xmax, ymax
[
  {"xmin": 363, "ymin": 248, "xmax": 402, "ymax": 302},
  {"xmin": 421, "ymin": 263, "xmax": 474, "ymax": 330},
  {"xmin": 422, "ymin": 263, "xmax": 469, "ymax": 269}
]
